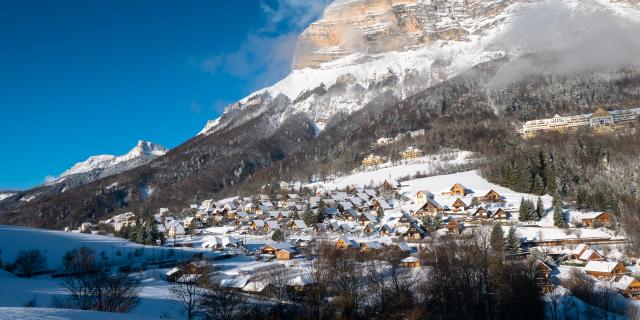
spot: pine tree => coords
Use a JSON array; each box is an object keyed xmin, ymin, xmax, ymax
[
  {"xmin": 553, "ymin": 193, "xmax": 564, "ymax": 228},
  {"xmin": 134, "ymin": 221, "xmax": 146, "ymax": 244},
  {"xmin": 316, "ymin": 200, "xmax": 327, "ymax": 223},
  {"xmin": 144, "ymin": 219, "xmax": 160, "ymax": 245},
  {"xmin": 519, "ymin": 198, "xmax": 534, "ymax": 222},
  {"xmin": 505, "ymin": 227, "xmax": 520, "ymax": 254},
  {"xmin": 536, "ymin": 197, "xmax": 545, "ymax": 220},
  {"xmin": 302, "ymin": 209, "xmax": 316, "ymax": 227},
  {"xmin": 490, "ymin": 223, "xmax": 505, "ymax": 253},
  {"xmin": 470, "ymin": 197, "xmax": 481, "ymax": 207},
  {"xmin": 533, "ymin": 174, "xmax": 545, "ymax": 195}
]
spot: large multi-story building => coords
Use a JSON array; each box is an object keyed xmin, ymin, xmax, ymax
[
  {"xmin": 519, "ymin": 107, "xmax": 640, "ymax": 138},
  {"xmin": 362, "ymin": 154, "xmax": 384, "ymax": 167},
  {"xmin": 400, "ymin": 146, "xmax": 424, "ymax": 160}
]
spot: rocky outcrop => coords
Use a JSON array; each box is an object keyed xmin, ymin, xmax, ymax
[{"xmin": 292, "ymin": 0, "xmax": 514, "ymax": 69}]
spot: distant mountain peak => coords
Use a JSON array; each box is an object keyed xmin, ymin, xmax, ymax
[{"xmin": 58, "ymin": 140, "xmax": 168, "ymax": 179}]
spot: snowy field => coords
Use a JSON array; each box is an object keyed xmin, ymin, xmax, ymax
[
  {"xmin": 0, "ymin": 225, "xmax": 208, "ymax": 270},
  {"xmin": 0, "ymin": 307, "xmax": 160, "ymax": 320},
  {"xmin": 309, "ymin": 151, "xmax": 475, "ymax": 190},
  {"xmin": 0, "ymin": 268, "xmax": 182, "ymax": 319}
]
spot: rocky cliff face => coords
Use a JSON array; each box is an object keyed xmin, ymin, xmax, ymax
[{"xmin": 292, "ymin": 0, "xmax": 513, "ymax": 70}]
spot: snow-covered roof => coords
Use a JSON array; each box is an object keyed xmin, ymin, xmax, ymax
[
  {"xmin": 292, "ymin": 220, "xmax": 308, "ymax": 229},
  {"xmin": 220, "ymin": 275, "xmax": 250, "ymax": 289},
  {"xmin": 400, "ymin": 256, "xmax": 420, "ymax": 263},
  {"xmin": 584, "ymin": 261, "xmax": 622, "ymax": 273},
  {"xmin": 614, "ymin": 275, "xmax": 639, "ymax": 290},
  {"xmin": 166, "ymin": 267, "xmax": 182, "ymax": 276}
]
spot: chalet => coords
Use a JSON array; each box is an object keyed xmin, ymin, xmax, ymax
[
  {"xmin": 446, "ymin": 219, "xmax": 462, "ymax": 235},
  {"xmin": 360, "ymin": 241, "xmax": 384, "ymax": 252},
  {"xmin": 356, "ymin": 192, "xmax": 370, "ymax": 202},
  {"xmin": 379, "ymin": 224, "xmax": 394, "ymax": 236},
  {"xmin": 534, "ymin": 260, "xmax": 554, "ymax": 293},
  {"xmin": 491, "ymin": 208, "xmax": 509, "ymax": 220},
  {"xmin": 396, "ymin": 242, "xmax": 414, "ymax": 253},
  {"xmin": 276, "ymin": 248, "xmax": 297, "ymax": 260},
  {"xmin": 184, "ymin": 217, "xmax": 203, "ymax": 229},
  {"xmin": 331, "ymin": 192, "xmax": 349, "ymax": 202},
  {"xmin": 166, "ymin": 267, "xmax": 185, "ymax": 282},
  {"xmin": 400, "ymin": 146, "xmax": 424, "ymax": 160},
  {"xmin": 261, "ymin": 243, "xmax": 294, "ymax": 255},
  {"xmin": 290, "ymin": 220, "xmax": 308, "ymax": 231},
  {"xmin": 582, "ymin": 211, "xmax": 613, "ymax": 228},
  {"xmin": 265, "ymin": 220, "xmax": 281, "ymax": 232},
  {"xmin": 472, "ymin": 207, "xmax": 490, "ymax": 219},
  {"xmin": 258, "ymin": 194, "xmax": 271, "ymax": 202},
  {"xmin": 184, "ymin": 260, "xmax": 209, "ymax": 275},
  {"xmin": 614, "ymin": 275, "xmax": 640, "ymax": 300},
  {"xmin": 572, "ymin": 244, "xmax": 605, "ymax": 262},
  {"xmin": 364, "ymin": 189, "xmax": 378, "ymax": 198},
  {"xmin": 363, "ymin": 223, "xmax": 376, "ymax": 235},
  {"xmin": 382, "ymin": 179, "xmax": 401, "ymax": 191},
  {"xmin": 371, "ymin": 199, "xmax": 392, "ymax": 211},
  {"xmin": 223, "ymin": 202, "xmax": 237, "ymax": 211},
  {"xmin": 338, "ymin": 223, "xmax": 352, "ymax": 234},
  {"xmin": 240, "ymin": 202, "xmax": 256, "ymax": 213},
  {"xmin": 201, "ymin": 236, "xmax": 239, "ymax": 249},
  {"xmin": 397, "ymin": 213, "xmax": 416, "ymax": 228},
  {"xmin": 362, "ymin": 154, "xmax": 384, "ymax": 167},
  {"xmin": 414, "ymin": 199, "xmax": 444, "ymax": 217},
  {"xmin": 325, "ymin": 207, "xmax": 339, "ymax": 218},
  {"xmin": 313, "ymin": 223, "xmax": 327, "ymax": 233},
  {"xmin": 584, "ymin": 261, "xmax": 627, "ymax": 278},
  {"xmin": 285, "ymin": 194, "xmax": 301, "ymax": 202},
  {"xmin": 481, "ymin": 190, "xmax": 502, "ymax": 203},
  {"xmin": 413, "ymin": 191, "xmax": 435, "ymax": 205},
  {"xmin": 327, "ymin": 221, "xmax": 341, "ymax": 232},
  {"xmin": 343, "ymin": 208, "xmax": 360, "ymax": 221},
  {"xmin": 405, "ymin": 223, "xmax": 427, "ymax": 240},
  {"xmin": 443, "ymin": 183, "xmax": 470, "ymax": 196},
  {"xmin": 168, "ymin": 224, "xmax": 186, "ymax": 238},
  {"xmin": 336, "ymin": 236, "xmax": 360, "ymax": 250},
  {"xmin": 359, "ymin": 212, "xmax": 378, "ymax": 226},
  {"xmin": 349, "ymin": 196, "xmax": 365, "ymax": 208},
  {"xmin": 338, "ymin": 201, "xmax": 354, "ymax": 211},
  {"xmin": 400, "ymin": 256, "xmax": 422, "ymax": 268},
  {"xmin": 451, "ymin": 198, "xmax": 468, "ymax": 212},
  {"xmin": 251, "ymin": 219, "xmax": 265, "ymax": 231}
]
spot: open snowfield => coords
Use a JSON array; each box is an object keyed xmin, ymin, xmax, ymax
[
  {"xmin": 309, "ymin": 151, "xmax": 475, "ymax": 190},
  {"xmin": 0, "ymin": 307, "xmax": 160, "ymax": 320},
  {"xmin": 0, "ymin": 225, "xmax": 205, "ymax": 270},
  {"xmin": 0, "ymin": 267, "xmax": 182, "ymax": 319}
]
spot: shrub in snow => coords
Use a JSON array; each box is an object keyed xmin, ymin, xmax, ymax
[{"xmin": 14, "ymin": 249, "xmax": 47, "ymax": 278}]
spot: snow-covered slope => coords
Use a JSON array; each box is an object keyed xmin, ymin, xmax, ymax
[
  {"xmin": 198, "ymin": 0, "xmax": 640, "ymax": 136},
  {"xmin": 59, "ymin": 140, "xmax": 167, "ymax": 178},
  {"xmin": 0, "ymin": 193, "xmax": 14, "ymax": 201}
]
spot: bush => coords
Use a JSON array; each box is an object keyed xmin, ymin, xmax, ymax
[
  {"xmin": 59, "ymin": 248, "xmax": 141, "ymax": 313},
  {"xmin": 14, "ymin": 249, "xmax": 47, "ymax": 277}
]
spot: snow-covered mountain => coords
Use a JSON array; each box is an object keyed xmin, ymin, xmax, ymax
[
  {"xmin": 58, "ymin": 140, "xmax": 167, "ymax": 178},
  {"xmin": 199, "ymin": 0, "xmax": 640, "ymax": 136}
]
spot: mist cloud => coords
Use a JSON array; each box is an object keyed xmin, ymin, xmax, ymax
[{"xmin": 490, "ymin": 1, "xmax": 640, "ymax": 86}]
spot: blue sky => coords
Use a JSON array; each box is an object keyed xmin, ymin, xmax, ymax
[{"xmin": 0, "ymin": 0, "xmax": 330, "ymax": 190}]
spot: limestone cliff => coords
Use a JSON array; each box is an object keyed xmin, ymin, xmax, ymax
[{"xmin": 293, "ymin": 0, "xmax": 514, "ymax": 69}]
